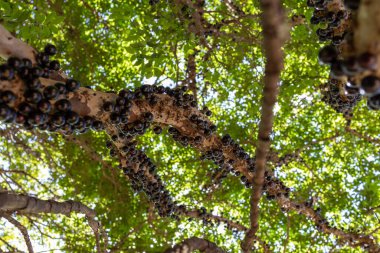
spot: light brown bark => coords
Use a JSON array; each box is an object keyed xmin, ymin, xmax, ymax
[
  {"xmin": 0, "ymin": 191, "xmax": 96, "ymax": 217},
  {"xmin": 241, "ymin": 0, "xmax": 287, "ymax": 251}
]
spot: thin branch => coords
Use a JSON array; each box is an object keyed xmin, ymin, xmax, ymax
[
  {"xmin": 187, "ymin": 53, "xmax": 198, "ymax": 102},
  {"xmin": 242, "ymin": 0, "xmax": 287, "ymax": 251},
  {"xmin": 0, "ymin": 237, "xmax": 21, "ymax": 252},
  {"xmin": 1, "ymin": 212, "xmax": 34, "ymax": 253},
  {"xmin": 345, "ymin": 127, "xmax": 380, "ymax": 145},
  {"xmin": 0, "ymin": 169, "xmax": 57, "ymax": 197}
]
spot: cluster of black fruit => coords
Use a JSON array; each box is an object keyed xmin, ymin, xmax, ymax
[
  {"xmin": 317, "ymin": 24, "xmax": 380, "ymax": 109},
  {"xmin": 168, "ymin": 126, "xmax": 202, "ymax": 147},
  {"xmin": 0, "ymin": 45, "xmax": 103, "ymax": 133},
  {"xmin": 195, "ymin": 133, "xmax": 258, "ymax": 189},
  {"xmin": 99, "ymin": 82, "xmax": 242, "ymax": 221},
  {"xmin": 122, "ymin": 159, "xmax": 179, "ymax": 218},
  {"xmin": 102, "ymin": 90, "xmax": 176, "ymax": 217},
  {"xmin": 189, "ymin": 111, "xmax": 216, "ymax": 136},
  {"xmin": 100, "ymin": 84, "xmax": 199, "ymax": 218},
  {"xmin": 307, "ymin": 0, "xmax": 350, "ymax": 45},
  {"xmin": 262, "ymin": 172, "xmax": 290, "ymax": 200},
  {"xmin": 306, "ymin": 0, "xmax": 380, "ymax": 111},
  {"xmin": 276, "ymin": 152, "xmax": 302, "ymax": 167},
  {"xmin": 207, "ymin": 134, "xmax": 256, "ymax": 188},
  {"xmin": 320, "ymin": 78, "xmax": 361, "ymax": 113},
  {"xmin": 102, "ymin": 83, "xmax": 235, "ymax": 222}
]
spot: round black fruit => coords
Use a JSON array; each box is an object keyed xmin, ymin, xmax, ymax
[
  {"xmin": 361, "ymin": 76, "xmax": 380, "ymax": 95},
  {"xmin": 43, "ymin": 86, "xmax": 59, "ymax": 100},
  {"xmin": 66, "ymin": 111, "xmax": 80, "ymax": 125},
  {"xmin": 66, "ymin": 79, "xmax": 80, "ymax": 92},
  {"xmin": 37, "ymin": 99, "xmax": 52, "ymax": 113},
  {"xmin": 7, "ymin": 57, "xmax": 22, "ymax": 69},
  {"xmin": 367, "ymin": 94, "xmax": 380, "ymax": 110},
  {"xmin": 24, "ymin": 89, "xmax": 42, "ymax": 104},
  {"xmin": 49, "ymin": 60, "xmax": 61, "ymax": 71},
  {"xmin": 55, "ymin": 82, "xmax": 67, "ymax": 94},
  {"xmin": 51, "ymin": 112, "xmax": 66, "ymax": 127},
  {"xmin": 318, "ymin": 45, "xmax": 339, "ymax": 65},
  {"xmin": 55, "ymin": 99, "xmax": 72, "ymax": 111},
  {"xmin": 44, "ymin": 44, "xmax": 57, "ymax": 56},
  {"xmin": 1, "ymin": 91, "xmax": 16, "ymax": 104},
  {"xmin": 153, "ymin": 126, "xmax": 162, "ymax": 134},
  {"xmin": 18, "ymin": 102, "xmax": 33, "ymax": 116}
]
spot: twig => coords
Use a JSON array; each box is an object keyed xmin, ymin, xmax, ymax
[
  {"xmin": 0, "ymin": 169, "xmax": 57, "ymax": 197},
  {"xmin": 184, "ymin": 209, "xmax": 247, "ymax": 232},
  {"xmin": 345, "ymin": 127, "xmax": 380, "ymax": 145},
  {"xmin": 0, "ymin": 237, "xmax": 20, "ymax": 252}
]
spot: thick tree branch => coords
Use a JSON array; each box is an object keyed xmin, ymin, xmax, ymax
[
  {"xmin": 355, "ymin": 1, "xmax": 380, "ymax": 57},
  {"xmin": 163, "ymin": 237, "xmax": 225, "ymax": 253},
  {"xmin": 242, "ymin": 0, "xmax": 287, "ymax": 251},
  {"xmin": 0, "ymin": 25, "xmax": 37, "ymax": 64},
  {"xmin": 0, "ymin": 191, "xmax": 95, "ymax": 217},
  {"xmin": 0, "ymin": 191, "xmax": 107, "ymax": 253}
]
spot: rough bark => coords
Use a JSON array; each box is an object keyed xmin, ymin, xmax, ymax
[{"xmin": 163, "ymin": 237, "xmax": 225, "ymax": 253}]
